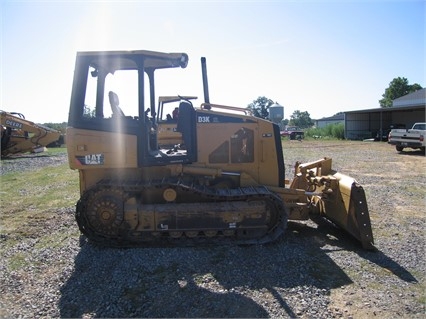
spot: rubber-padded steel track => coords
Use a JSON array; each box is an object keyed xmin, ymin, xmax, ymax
[{"xmin": 76, "ymin": 177, "xmax": 288, "ymax": 247}]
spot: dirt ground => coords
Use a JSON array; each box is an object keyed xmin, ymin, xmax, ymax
[
  {"xmin": 0, "ymin": 141, "xmax": 425, "ymax": 318},
  {"xmin": 283, "ymin": 139, "xmax": 425, "ymax": 318}
]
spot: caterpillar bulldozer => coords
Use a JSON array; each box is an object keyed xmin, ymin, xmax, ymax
[
  {"xmin": 1, "ymin": 111, "xmax": 61, "ymax": 157},
  {"xmin": 66, "ymin": 50, "xmax": 374, "ymax": 249}
]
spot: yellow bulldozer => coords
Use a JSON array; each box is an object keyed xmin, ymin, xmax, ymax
[
  {"xmin": 1, "ymin": 111, "xmax": 61, "ymax": 157},
  {"xmin": 66, "ymin": 50, "xmax": 374, "ymax": 249}
]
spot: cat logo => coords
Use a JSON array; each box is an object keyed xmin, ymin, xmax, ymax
[{"xmin": 84, "ymin": 154, "xmax": 104, "ymax": 165}]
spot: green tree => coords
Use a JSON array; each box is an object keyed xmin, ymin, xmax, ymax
[
  {"xmin": 83, "ymin": 105, "xmax": 96, "ymax": 118},
  {"xmin": 247, "ymin": 96, "xmax": 274, "ymax": 119},
  {"xmin": 42, "ymin": 122, "xmax": 67, "ymax": 134},
  {"xmin": 282, "ymin": 118, "xmax": 289, "ymax": 127},
  {"xmin": 379, "ymin": 77, "xmax": 423, "ymax": 108},
  {"xmin": 289, "ymin": 110, "xmax": 314, "ymax": 129}
]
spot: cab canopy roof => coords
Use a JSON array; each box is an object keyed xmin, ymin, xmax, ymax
[{"xmin": 77, "ymin": 50, "xmax": 189, "ymax": 72}]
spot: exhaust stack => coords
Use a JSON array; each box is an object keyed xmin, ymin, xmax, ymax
[{"xmin": 201, "ymin": 57, "xmax": 210, "ymax": 104}]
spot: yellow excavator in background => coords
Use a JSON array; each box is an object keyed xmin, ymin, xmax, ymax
[
  {"xmin": 1, "ymin": 111, "xmax": 61, "ymax": 157},
  {"xmin": 66, "ymin": 50, "xmax": 374, "ymax": 249}
]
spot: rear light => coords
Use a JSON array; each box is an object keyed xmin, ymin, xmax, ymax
[{"xmin": 420, "ymin": 135, "xmax": 424, "ymax": 142}]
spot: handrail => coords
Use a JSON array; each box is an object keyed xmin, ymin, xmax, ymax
[{"xmin": 200, "ymin": 103, "xmax": 252, "ymax": 116}]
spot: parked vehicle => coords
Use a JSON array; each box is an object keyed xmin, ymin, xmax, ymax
[
  {"xmin": 388, "ymin": 122, "xmax": 426, "ymax": 152},
  {"xmin": 280, "ymin": 126, "xmax": 304, "ymax": 140},
  {"xmin": 374, "ymin": 124, "xmax": 406, "ymax": 142}
]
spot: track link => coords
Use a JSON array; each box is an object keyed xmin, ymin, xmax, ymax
[{"xmin": 76, "ymin": 177, "xmax": 288, "ymax": 247}]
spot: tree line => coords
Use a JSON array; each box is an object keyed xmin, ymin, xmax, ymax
[
  {"xmin": 247, "ymin": 76, "xmax": 423, "ymax": 136},
  {"xmin": 42, "ymin": 76, "xmax": 422, "ymax": 139}
]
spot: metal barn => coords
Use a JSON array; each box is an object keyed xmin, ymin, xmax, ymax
[{"xmin": 344, "ymin": 88, "xmax": 426, "ymax": 140}]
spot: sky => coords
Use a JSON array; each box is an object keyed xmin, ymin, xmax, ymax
[{"xmin": 1, "ymin": 0, "xmax": 425, "ymax": 124}]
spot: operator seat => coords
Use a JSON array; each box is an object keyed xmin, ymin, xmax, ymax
[
  {"xmin": 108, "ymin": 91, "xmax": 125, "ymax": 117},
  {"xmin": 176, "ymin": 101, "xmax": 197, "ymax": 162}
]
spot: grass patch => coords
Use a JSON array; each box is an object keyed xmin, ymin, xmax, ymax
[
  {"xmin": 0, "ymin": 158, "xmax": 79, "ymax": 248},
  {"xmin": 1, "ymin": 164, "xmax": 78, "ymax": 213},
  {"xmin": 34, "ymin": 230, "xmax": 76, "ymax": 249},
  {"xmin": 8, "ymin": 252, "xmax": 29, "ymax": 271},
  {"xmin": 44, "ymin": 146, "xmax": 68, "ymax": 155}
]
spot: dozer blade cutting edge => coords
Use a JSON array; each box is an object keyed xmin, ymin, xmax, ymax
[
  {"xmin": 319, "ymin": 173, "xmax": 374, "ymax": 250},
  {"xmin": 289, "ymin": 158, "xmax": 374, "ymax": 250}
]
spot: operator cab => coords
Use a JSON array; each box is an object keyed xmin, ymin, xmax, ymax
[{"xmin": 68, "ymin": 50, "xmax": 196, "ymax": 166}]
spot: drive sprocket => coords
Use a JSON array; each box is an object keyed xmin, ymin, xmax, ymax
[{"xmin": 77, "ymin": 187, "xmax": 127, "ymax": 239}]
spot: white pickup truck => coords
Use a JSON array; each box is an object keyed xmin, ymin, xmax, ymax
[{"xmin": 388, "ymin": 122, "xmax": 426, "ymax": 152}]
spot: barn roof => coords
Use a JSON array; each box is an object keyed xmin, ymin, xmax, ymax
[
  {"xmin": 392, "ymin": 88, "xmax": 426, "ymax": 107},
  {"xmin": 316, "ymin": 113, "xmax": 344, "ymax": 121}
]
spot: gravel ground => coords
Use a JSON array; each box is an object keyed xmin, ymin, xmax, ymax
[
  {"xmin": 0, "ymin": 152, "xmax": 68, "ymax": 176},
  {"xmin": 0, "ymin": 142, "xmax": 424, "ymax": 318}
]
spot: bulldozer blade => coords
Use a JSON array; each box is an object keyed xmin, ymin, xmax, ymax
[{"xmin": 319, "ymin": 172, "xmax": 374, "ymax": 250}]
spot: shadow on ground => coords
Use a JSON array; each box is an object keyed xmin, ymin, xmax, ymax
[
  {"xmin": 396, "ymin": 149, "xmax": 425, "ymax": 157},
  {"xmin": 59, "ymin": 220, "xmax": 417, "ymax": 318},
  {"xmin": 305, "ymin": 218, "xmax": 418, "ymax": 283}
]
